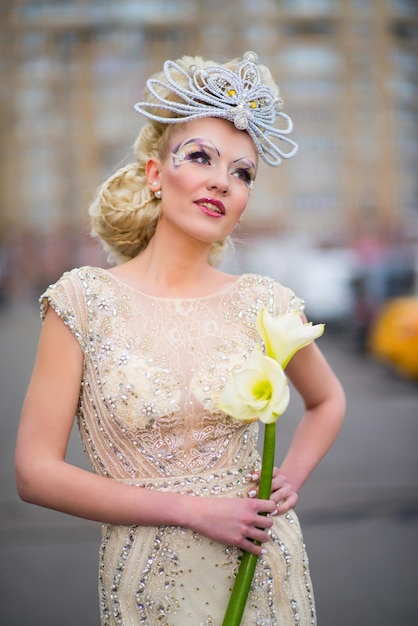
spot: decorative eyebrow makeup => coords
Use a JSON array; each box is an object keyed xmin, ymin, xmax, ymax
[
  {"xmin": 171, "ymin": 137, "xmax": 256, "ymax": 189},
  {"xmin": 171, "ymin": 137, "xmax": 219, "ymax": 167}
]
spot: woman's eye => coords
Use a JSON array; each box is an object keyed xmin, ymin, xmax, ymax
[
  {"xmin": 234, "ymin": 168, "xmax": 254, "ymax": 186},
  {"xmin": 186, "ymin": 150, "xmax": 211, "ymax": 165}
]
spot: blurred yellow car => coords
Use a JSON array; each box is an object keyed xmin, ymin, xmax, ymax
[{"xmin": 368, "ymin": 296, "xmax": 418, "ymax": 379}]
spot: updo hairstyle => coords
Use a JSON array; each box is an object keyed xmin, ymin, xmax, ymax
[{"xmin": 89, "ymin": 55, "xmax": 278, "ymax": 265}]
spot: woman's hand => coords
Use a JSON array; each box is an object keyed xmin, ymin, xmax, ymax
[
  {"xmin": 183, "ymin": 496, "xmax": 276, "ymax": 556},
  {"xmin": 248, "ymin": 467, "xmax": 298, "ymax": 515}
]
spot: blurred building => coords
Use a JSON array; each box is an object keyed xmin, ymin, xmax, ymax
[{"xmin": 0, "ymin": 0, "xmax": 417, "ymax": 301}]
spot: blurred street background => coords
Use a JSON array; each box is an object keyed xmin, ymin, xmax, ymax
[{"xmin": 1, "ymin": 1, "xmax": 418, "ymax": 624}]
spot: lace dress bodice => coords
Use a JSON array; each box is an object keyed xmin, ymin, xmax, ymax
[
  {"xmin": 40, "ymin": 266, "xmax": 315, "ymax": 626},
  {"xmin": 41, "ymin": 266, "xmax": 303, "ymax": 483}
]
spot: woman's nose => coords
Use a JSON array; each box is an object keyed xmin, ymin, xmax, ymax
[{"xmin": 207, "ymin": 169, "xmax": 229, "ymax": 195}]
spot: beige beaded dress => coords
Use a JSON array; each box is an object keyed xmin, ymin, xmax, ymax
[{"xmin": 41, "ymin": 266, "xmax": 316, "ymax": 626}]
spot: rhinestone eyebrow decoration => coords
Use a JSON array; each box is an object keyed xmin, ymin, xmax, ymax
[{"xmin": 134, "ymin": 51, "xmax": 298, "ymax": 166}]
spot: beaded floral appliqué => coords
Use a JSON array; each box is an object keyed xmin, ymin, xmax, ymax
[{"xmin": 40, "ymin": 267, "xmax": 315, "ymax": 625}]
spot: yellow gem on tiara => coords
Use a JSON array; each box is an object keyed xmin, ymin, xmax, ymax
[
  {"xmin": 249, "ymin": 101, "xmax": 257, "ymax": 109},
  {"xmin": 227, "ymin": 88, "xmax": 236, "ymax": 97}
]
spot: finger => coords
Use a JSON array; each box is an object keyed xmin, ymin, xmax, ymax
[
  {"xmin": 272, "ymin": 482, "xmax": 293, "ymax": 503},
  {"xmin": 253, "ymin": 513, "xmax": 274, "ymax": 530},
  {"xmin": 250, "ymin": 471, "xmax": 260, "ymax": 483},
  {"xmin": 254, "ymin": 499, "xmax": 276, "ymax": 516},
  {"xmin": 250, "ymin": 528, "xmax": 272, "ymax": 544},
  {"xmin": 270, "ymin": 471, "xmax": 289, "ymax": 491},
  {"xmin": 250, "ymin": 468, "xmax": 285, "ymax": 488},
  {"xmin": 274, "ymin": 492, "xmax": 298, "ymax": 515},
  {"xmin": 241, "ymin": 537, "xmax": 269, "ymax": 556}
]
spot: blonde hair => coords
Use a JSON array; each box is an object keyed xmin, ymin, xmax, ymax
[{"xmin": 89, "ymin": 55, "xmax": 278, "ymax": 265}]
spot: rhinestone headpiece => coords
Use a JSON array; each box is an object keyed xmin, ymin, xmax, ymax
[{"xmin": 134, "ymin": 51, "xmax": 298, "ymax": 166}]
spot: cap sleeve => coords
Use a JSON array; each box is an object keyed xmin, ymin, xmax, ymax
[
  {"xmin": 39, "ymin": 269, "xmax": 87, "ymax": 353},
  {"xmin": 273, "ymin": 281, "xmax": 305, "ymax": 316}
]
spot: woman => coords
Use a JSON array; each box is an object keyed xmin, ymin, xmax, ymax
[{"xmin": 15, "ymin": 52, "xmax": 345, "ymax": 625}]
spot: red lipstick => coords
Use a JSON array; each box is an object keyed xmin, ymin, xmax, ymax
[{"xmin": 195, "ymin": 197, "xmax": 225, "ymax": 217}]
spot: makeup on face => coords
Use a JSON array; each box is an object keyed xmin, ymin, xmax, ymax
[{"xmin": 171, "ymin": 137, "xmax": 257, "ymax": 190}]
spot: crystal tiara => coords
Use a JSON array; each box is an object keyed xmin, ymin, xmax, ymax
[{"xmin": 134, "ymin": 51, "xmax": 298, "ymax": 166}]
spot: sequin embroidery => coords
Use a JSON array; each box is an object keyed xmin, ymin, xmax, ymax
[{"xmin": 40, "ymin": 266, "xmax": 315, "ymax": 625}]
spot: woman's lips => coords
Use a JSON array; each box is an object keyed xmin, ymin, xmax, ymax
[{"xmin": 195, "ymin": 197, "xmax": 225, "ymax": 217}]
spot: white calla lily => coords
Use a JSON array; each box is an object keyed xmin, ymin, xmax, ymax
[
  {"xmin": 219, "ymin": 305, "xmax": 326, "ymax": 625},
  {"xmin": 218, "ymin": 349, "xmax": 289, "ymax": 424},
  {"xmin": 256, "ymin": 308, "xmax": 325, "ymax": 369}
]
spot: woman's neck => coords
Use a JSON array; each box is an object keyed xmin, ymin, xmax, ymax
[{"xmin": 109, "ymin": 233, "xmax": 231, "ymax": 299}]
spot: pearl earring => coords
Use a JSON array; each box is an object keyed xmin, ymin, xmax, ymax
[{"xmin": 150, "ymin": 181, "xmax": 161, "ymax": 199}]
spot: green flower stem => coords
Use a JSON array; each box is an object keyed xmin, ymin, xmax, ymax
[{"xmin": 222, "ymin": 422, "xmax": 276, "ymax": 626}]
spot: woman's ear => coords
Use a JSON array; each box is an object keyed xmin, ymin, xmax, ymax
[{"xmin": 145, "ymin": 158, "xmax": 161, "ymax": 192}]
